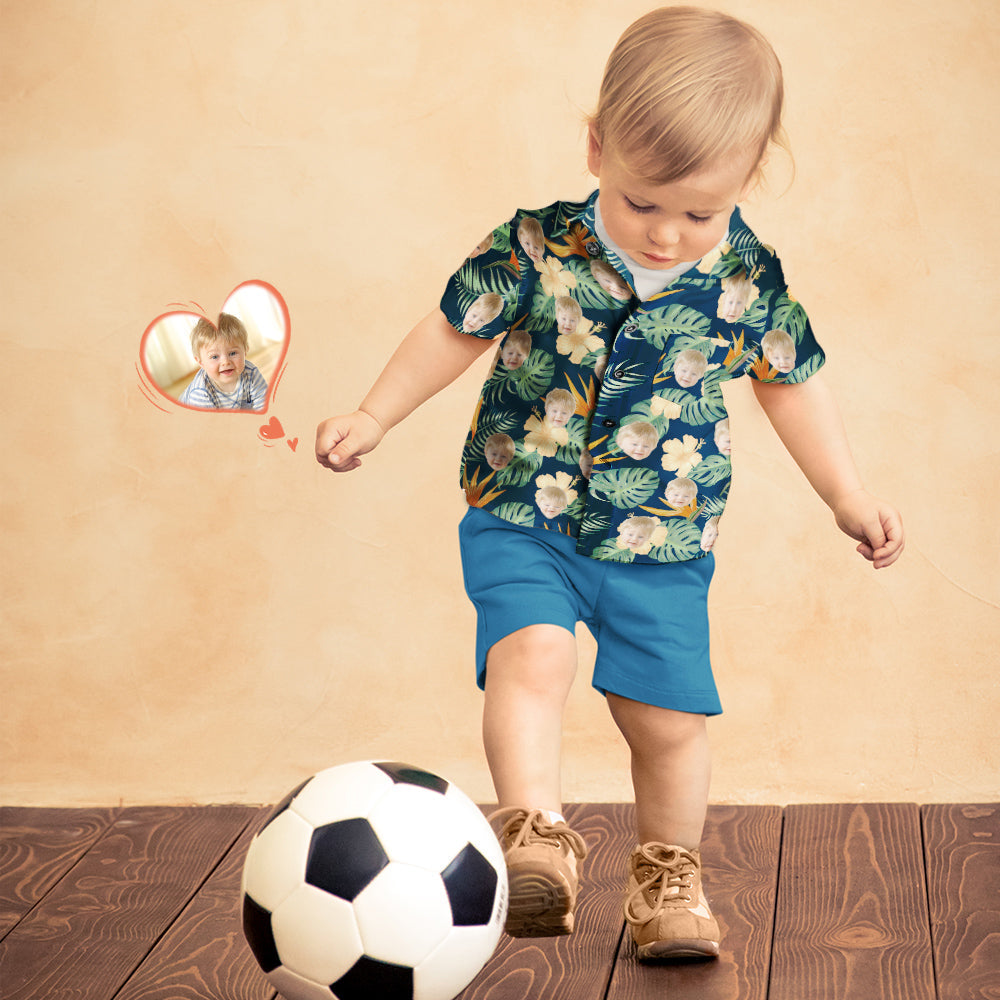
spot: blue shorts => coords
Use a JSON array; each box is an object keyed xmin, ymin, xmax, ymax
[{"xmin": 458, "ymin": 506, "xmax": 721, "ymax": 716}]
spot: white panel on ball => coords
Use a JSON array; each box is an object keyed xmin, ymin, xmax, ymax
[
  {"xmin": 241, "ymin": 809, "xmax": 314, "ymax": 912},
  {"xmin": 415, "ymin": 923, "xmax": 508, "ymax": 1000},
  {"xmin": 290, "ymin": 761, "xmax": 394, "ymax": 826},
  {"xmin": 354, "ymin": 863, "xmax": 453, "ymax": 967},
  {"xmin": 368, "ymin": 785, "xmax": 472, "ymax": 870},
  {"xmin": 271, "ymin": 884, "xmax": 364, "ymax": 985}
]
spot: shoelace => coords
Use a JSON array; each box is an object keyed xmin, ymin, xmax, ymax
[
  {"xmin": 624, "ymin": 843, "xmax": 698, "ymax": 926},
  {"xmin": 490, "ymin": 807, "xmax": 589, "ymax": 860}
]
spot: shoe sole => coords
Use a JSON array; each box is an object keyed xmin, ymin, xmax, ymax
[
  {"xmin": 636, "ymin": 938, "xmax": 720, "ymax": 961},
  {"xmin": 505, "ymin": 867, "xmax": 575, "ymax": 937}
]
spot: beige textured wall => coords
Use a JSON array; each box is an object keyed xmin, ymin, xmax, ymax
[{"xmin": 3, "ymin": 0, "xmax": 997, "ymax": 808}]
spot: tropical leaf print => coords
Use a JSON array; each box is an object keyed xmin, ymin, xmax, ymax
[
  {"xmin": 492, "ymin": 501, "xmax": 535, "ymax": 527},
  {"xmin": 647, "ymin": 518, "xmax": 703, "ymax": 561},
  {"xmin": 588, "ymin": 467, "xmax": 660, "ymax": 509},
  {"xmin": 770, "ymin": 294, "xmax": 808, "ymax": 343},
  {"xmin": 688, "ymin": 454, "xmax": 731, "ymax": 487},
  {"xmin": 598, "ymin": 362, "xmax": 648, "ymax": 407},
  {"xmin": 483, "ymin": 349, "xmax": 555, "ymax": 404},
  {"xmin": 578, "ymin": 506, "xmax": 612, "ymax": 544},
  {"xmin": 467, "ymin": 410, "xmax": 522, "ymax": 460},
  {"xmin": 454, "ymin": 259, "xmax": 519, "ymax": 315},
  {"xmin": 638, "ymin": 304, "xmax": 711, "ymax": 350},
  {"xmin": 592, "ymin": 539, "xmax": 636, "ymax": 563},
  {"xmin": 785, "ymin": 351, "xmax": 824, "ymax": 383},
  {"xmin": 654, "ymin": 387, "xmax": 728, "ymax": 426},
  {"xmin": 497, "ymin": 450, "xmax": 544, "ymax": 488}
]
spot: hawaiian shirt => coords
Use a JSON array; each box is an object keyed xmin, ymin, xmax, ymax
[{"xmin": 440, "ymin": 191, "xmax": 825, "ymax": 565}]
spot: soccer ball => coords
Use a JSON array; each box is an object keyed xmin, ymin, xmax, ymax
[{"xmin": 241, "ymin": 761, "xmax": 508, "ymax": 1000}]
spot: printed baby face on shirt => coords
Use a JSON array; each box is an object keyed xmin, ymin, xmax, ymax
[
  {"xmin": 517, "ymin": 218, "xmax": 545, "ymax": 262},
  {"xmin": 762, "ymin": 330, "xmax": 797, "ymax": 374},
  {"xmin": 463, "ymin": 293, "xmax": 504, "ymax": 333},
  {"xmin": 616, "ymin": 421, "xmax": 659, "ymax": 461},
  {"xmin": 484, "ymin": 433, "xmax": 515, "ymax": 471},
  {"xmin": 673, "ymin": 349, "xmax": 708, "ymax": 389}
]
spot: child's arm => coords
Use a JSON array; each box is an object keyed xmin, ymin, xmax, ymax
[
  {"xmin": 751, "ymin": 374, "xmax": 904, "ymax": 568},
  {"xmin": 315, "ymin": 307, "xmax": 497, "ymax": 472}
]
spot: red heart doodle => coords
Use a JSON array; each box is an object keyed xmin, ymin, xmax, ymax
[
  {"xmin": 259, "ymin": 416, "xmax": 284, "ymax": 440},
  {"xmin": 287, "ymin": 437, "xmax": 299, "ymax": 452},
  {"xmin": 138, "ymin": 280, "xmax": 289, "ymax": 414}
]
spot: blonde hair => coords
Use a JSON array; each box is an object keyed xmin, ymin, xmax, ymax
[
  {"xmin": 590, "ymin": 6, "xmax": 786, "ymax": 183},
  {"xmin": 191, "ymin": 313, "xmax": 249, "ymax": 356}
]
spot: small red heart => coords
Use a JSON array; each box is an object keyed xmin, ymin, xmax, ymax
[
  {"xmin": 259, "ymin": 416, "xmax": 284, "ymax": 439},
  {"xmin": 287, "ymin": 437, "xmax": 299, "ymax": 452}
]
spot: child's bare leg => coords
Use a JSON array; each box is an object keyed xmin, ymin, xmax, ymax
[
  {"xmin": 482, "ymin": 623, "xmax": 586, "ymax": 937},
  {"xmin": 606, "ymin": 694, "xmax": 710, "ymax": 850},
  {"xmin": 482, "ymin": 623, "xmax": 577, "ymax": 812}
]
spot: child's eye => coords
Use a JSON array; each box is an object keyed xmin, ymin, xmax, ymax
[
  {"xmin": 687, "ymin": 213, "xmax": 713, "ymax": 225},
  {"xmin": 624, "ymin": 196, "xmax": 655, "ymax": 215}
]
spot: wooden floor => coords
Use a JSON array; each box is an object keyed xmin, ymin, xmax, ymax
[{"xmin": 1, "ymin": 802, "xmax": 997, "ymax": 999}]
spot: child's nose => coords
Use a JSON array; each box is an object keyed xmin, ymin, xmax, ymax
[{"xmin": 649, "ymin": 222, "xmax": 680, "ymax": 248}]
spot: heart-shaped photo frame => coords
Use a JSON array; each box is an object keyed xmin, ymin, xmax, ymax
[{"xmin": 140, "ymin": 281, "xmax": 289, "ymax": 413}]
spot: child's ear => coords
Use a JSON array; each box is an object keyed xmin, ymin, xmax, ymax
[{"xmin": 586, "ymin": 123, "xmax": 604, "ymax": 177}]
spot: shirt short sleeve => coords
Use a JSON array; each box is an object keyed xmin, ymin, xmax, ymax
[
  {"xmin": 739, "ymin": 256, "xmax": 825, "ymax": 385},
  {"xmin": 439, "ymin": 216, "xmax": 523, "ymax": 341}
]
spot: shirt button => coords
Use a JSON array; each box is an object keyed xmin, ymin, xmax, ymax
[
  {"xmin": 623, "ymin": 323, "xmax": 638, "ymax": 334},
  {"xmin": 602, "ymin": 418, "xmax": 618, "ymax": 428}
]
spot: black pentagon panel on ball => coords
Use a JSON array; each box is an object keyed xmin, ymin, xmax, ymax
[
  {"xmin": 241, "ymin": 894, "xmax": 281, "ymax": 973},
  {"xmin": 374, "ymin": 761, "xmax": 449, "ymax": 795},
  {"xmin": 333, "ymin": 955, "xmax": 414, "ymax": 1000},
  {"xmin": 441, "ymin": 843, "xmax": 499, "ymax": 926},
  {"xmin": 305, "ymin": 818, "xmax": 389, "ymax": 901}
]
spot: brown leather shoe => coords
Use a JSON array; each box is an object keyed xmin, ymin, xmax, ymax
[
  {"xmin": 625, "ymin": 843, "xmax": 720, "ymax": 960},
  {"xmin": 489, "ymin": 807, "xmax": 588, "ymax": 937}
]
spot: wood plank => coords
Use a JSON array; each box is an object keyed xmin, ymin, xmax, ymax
[
  {"xmin": 0, "ymin": 805, "xmax": 256, "ymax": 1000},
  {"xmin": 457, "ymin": 803, "xmax": 632, "ymax": 1000},
  {"xmin": 605, "ymin": 803, "xmax": 782, "ymax": 1000},
  {"xmin": 770, "ymin": 803, "xmax": 936, "ymax": 1000},
  {"xmin": 113, "ymin": 807, "xmax": 275, "ymax": 1000},
  {"xmin": 0, "ymin": 807, "xmax": 118, "ymax": 936},
  {"xmin": 922, "ymin": 803, "xmax": 1000, "ymax": 1000}
]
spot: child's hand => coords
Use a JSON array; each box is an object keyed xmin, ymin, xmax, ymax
[
  {"xmin": 832, "ymin": 489, "xmax": 905, "ymax": 569},
  {"xmin": 315, "ymin": 410, "xmax": 386, "ymax": 472}
]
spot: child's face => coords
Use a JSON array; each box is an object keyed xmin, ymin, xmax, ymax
[
  {"xmin": 674, "ymin": 359, "xmax": 704, "ymax": 388},
  {"xmin": 618, "ymin": 522, "xmax": 651, "ymax": 549},
  {"xmin": 618, "ymin": 430, "xmax": 655, "ymax": 461},
  {"xmin": 501, "ymin": 343, "xmax": 527, "ymax": 369},
  {"xmin": 715, "ymin": 426, "xmax": 732, "ymax": 455},
  {"xmin": 520, "ymin": 233, "xmax": 544, "ymax": 261},
  {"xmin": 556, "ymin": 308, "xmax": 579, "ymax": 334},
  {"xmin": 485, "ymin": 444, "xmax": 511, "ymax": 470},
  {"xmin": 718, "ymin": 287, "xmax": 749, "ymax": 322},
  {"xmin": 665, "ymin": 484, "xmax": 694, "ymax": 507},
  {"xmin": 464, "ymin": 302, "xmax": 492, "ymax": 332},
  {"xmin": 196, "ymin": 338, "xmax": 245, "ymax": 390},
  {"xmin": 588, "ymin": 129, "xmax": 753, "ymax": 269},
  {"xmin": 545, "ymin": 400, "xmax": 573, "ymax": 427},
  {"xmin": 765, "ymin": 345, "xmax": 796, "ymax": 373},
  {"xmin": 536, "ymin": 491, "xmax": 567, "ymax": 518}
]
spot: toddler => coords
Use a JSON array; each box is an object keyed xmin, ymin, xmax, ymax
[
  {"xmin": 316, "ymin": 6, "xmax": 903, "ymax": 962},
  {"xmin": 179, "ymin": 313, "xmax": 268, "ymax": 411}
]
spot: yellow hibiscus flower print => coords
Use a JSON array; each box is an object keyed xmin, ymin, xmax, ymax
[
  {"xmin": 650, "ymin": 396, "xmax": 683, "ymax": 421},
  {"xmin": 557, "ymin": 317, "xmax": 604, "ymax": 364},
  {"xmin": 536, "ymin": 256, "xmax": 578, "ymax": 299},
  {"xmin": 535, "ymin": 471, "xmax": 579, "ymax": 506},
  {"xmin": 523, "ymin": 414, "xmax": 570, "ymax": 457},
  {"xmin": 661, "ymin": 435, "xmax": 703, "ymax": 477}
]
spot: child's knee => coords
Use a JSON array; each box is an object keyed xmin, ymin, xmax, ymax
[{"xmin": 485, "ymin": 624, "xmax": 577, "ymax": 697}]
